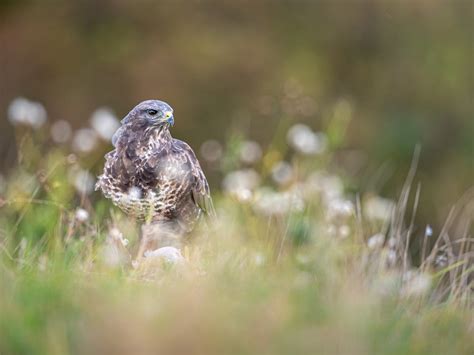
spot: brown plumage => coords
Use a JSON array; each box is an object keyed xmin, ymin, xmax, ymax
[{"xmin": 96, "ymin": 100, "xmax": 214, "ymax": 249}]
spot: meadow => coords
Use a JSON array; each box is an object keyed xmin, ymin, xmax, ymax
[{"xmin": 0, "ymin": 98, "xmax": 472, "ymax": 355}]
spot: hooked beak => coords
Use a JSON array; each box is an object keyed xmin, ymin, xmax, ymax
[{"xmin": 165, "ymin": 111, "xmax": 174, "ymax": 126}]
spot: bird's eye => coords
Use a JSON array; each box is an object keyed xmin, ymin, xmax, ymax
[{"xmin": 147, "ymin": 109, "xmax": 158, "ymax": 116}]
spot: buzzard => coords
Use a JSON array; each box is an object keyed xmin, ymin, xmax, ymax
[{"xmin": 96, "ymin": 100, "xmax": 214, "ymax": 252}]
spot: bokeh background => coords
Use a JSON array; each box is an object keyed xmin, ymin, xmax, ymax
[{"xmin": 1, "ymin": 0, "xmax": 472, "ymax": 226}]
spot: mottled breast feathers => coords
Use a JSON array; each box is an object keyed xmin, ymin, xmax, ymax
[{"xmin": 96, "ymin": 100, "xmax": 214, "ymax": 233}]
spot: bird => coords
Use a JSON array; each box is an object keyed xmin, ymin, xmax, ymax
[{"xmin": 96, "ymin": 100, "xmax": 214, "ymax": 253}]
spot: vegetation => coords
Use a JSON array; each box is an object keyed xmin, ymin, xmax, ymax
[
  {"xmin": 0, "ymin": 103, "xmax": 472, "ymax": 354},
  {"xmin": 1, "ymin": 1, "xmax": 472, "ymax": 225},
  {"xmin": 1, "ymin": 2, "xmax": 472, "ymax": 354}
]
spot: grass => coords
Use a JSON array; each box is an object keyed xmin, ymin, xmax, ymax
[{"xmin": 0, "ymin": 125, "xmax": 473, "ymax": 355}]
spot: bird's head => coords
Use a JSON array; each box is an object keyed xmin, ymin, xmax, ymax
[{"xmin": 122, "ymin": 100, "xmax": 174, "ymax": 127}]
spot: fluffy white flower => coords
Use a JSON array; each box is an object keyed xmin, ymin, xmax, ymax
[
  {"xmin": 72, "ymin": 128, "xmax": 98, "ymax": 153},
  {"xmin": 234, "ymin": 188, "xmax": 253, "ymax": 203},
  {"xmin": 222, "ymin": 169, "xmax": 260, "ymax": 201},
  {"xmin": 326, "ymin": 198, "xmax": 354, "ymax": 221},
  {"xmin": 435, "ymin": 253, "xmax": 448, "ymax": 268},
  {"xmin": 367, "ymin": 233, "xmax": 385, "ymax": 250},
  {"xmin": 253, "ymin": 188, "xmax": 304, "ymax": 216},
  {"xmin": 8, "ymin": 97, "xmax": 47, "ymax": 129},
  {"xmin": 386, "ymin": 249, "xmax": 397, "ymax": 266},
  {"xmin": 253, "ymin": 252, "xmax": 265, "ymax": 266},
  {"xmin": 75, "ymin": 208, "xmax": 89, "ymax": 222},
  {"xmin": 69, "ymin": 169, "xmax": 95, "ymax": 195},
  {"xmin": 425, "ymin": 225, "xmax": 433, "ymax": 237},
  {"xmin": 90, "ymin": 107, "xmax": 120, "ymax": 141},
  {"xmin": 50, "ymin": 120, "xmax": 72, "ymax": 143},
  {"xmin": 239, "ymin": 140, "xmax": 262, "ymax": 165},
  {"xmin": 338, "ymin": 225, "xmax": 351, "ymax": 238},
  {"xmin": 287, "ymin": 124, "xmax": 327, "ymax": 155},
  {"xmin": 200, "ymin": 139, "xmax": 223, "ymax": 163}
]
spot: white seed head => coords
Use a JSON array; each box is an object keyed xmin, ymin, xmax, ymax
[
  {"xmin": 72, "ymin": 128, "xmax": 98, "ymax": 153},
  {"xmin": 253, "ymin": 188, "xmax": 305, "ymax": 216},
  {"xmin": 253, "ymin": 252, "xmax": 265, "ymax": 266},
  {"xmin": 8, "ymin": 97, "xmax": 47, "ymax": 129},
  {"xmin": 222, "ymin": 169, "xmax": 260, "ymax": 198},
  {"xmin": 386, "ymin": 249, "xmax": 397, "ymax": 266},
  {"xmin": 326, "ymin": 198, "xmax": 354, "ymax": 221},
  {"xmin": 70, "ymin": 169, "xmax": 95, "ymax": 195},
  {"xmin": 326, "ymin": 224, "xmax": 337, "ymax": 237},
  {"xmin": 338, "ymin": 225, "xmax": 351, "ymax": 238},
  {"xmin": 234, "ymin": 188, "xmax": 253, "ymax": 203},
  {"xmin": 435, "ymin": 253, "xmax": 448, "ymax": 268},
  {"xmin": 200, "ymin": 139, "xmax": 223, "ymax": 163},
  {"xmin": 50, "ymin": 120, "xmax": 72, "ymax": 143},
  {"xmin": 239, "ymin": 140, "xmax": 262, "ymax": 165},
  {"xmin": 287, "ymin": 124, "xmax": 327, "ymax": 155},
  {"xmin": 367, "ymin": 233, "xmax": 385, "ymax": 250},
  {"xmin": 425, "ymin": 225, "xmax": 433, "ymax": 237},
  {"xmin": 90, "ymin": 107, "xmax": 120, "ymax": 141},
  {"xmin": 75, "ymin": 208, "xmax": 89, "ymax": 222}
]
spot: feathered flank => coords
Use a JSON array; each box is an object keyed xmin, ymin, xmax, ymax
[{"xmin": 96, "ymin": 100, "xmax": 214, "ymax": 234}]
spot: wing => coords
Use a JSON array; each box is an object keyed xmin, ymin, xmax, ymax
[
  {"xmin": 174, "ymin": 139, "xmax": 216, "ymax": 218},
  {"xmin": 96, "ymin": 124, "xmax": 142, "ymax": 194},
  {"xmin": 111, "ymin": 126, "xmax": 125, "ymax": 147}
]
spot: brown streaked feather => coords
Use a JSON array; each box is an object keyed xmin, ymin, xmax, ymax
[
  {"xmin": 174, "ymin": 139, "xmax": 216, "ymax": 218},
  {"xmin": 96, "ymin": 117, "xmax": 213, "ymax": 233}
]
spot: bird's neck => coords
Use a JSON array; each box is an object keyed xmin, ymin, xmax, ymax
[{"xmin": 146, "ymin": 125, "xmax": 172, "ymax": 147}]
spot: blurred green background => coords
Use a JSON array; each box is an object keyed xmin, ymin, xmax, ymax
[{"xmin": 0, "ymin": 0, "xmax": 472, "ymax": 224}]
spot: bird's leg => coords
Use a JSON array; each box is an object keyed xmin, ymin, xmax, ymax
[
  {"xmin": 136, "ymin": 224, "xmax": 153, "ymax": 260},
  {"xmin": 136, "ymin": 222, "xmax": 183, "ymax": 260}
]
